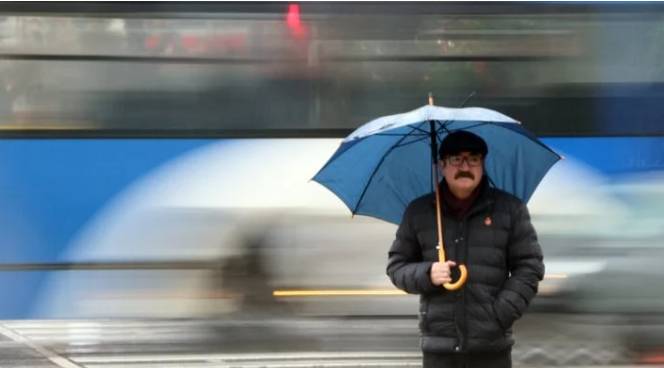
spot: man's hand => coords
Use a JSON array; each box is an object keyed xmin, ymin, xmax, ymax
[{"xmin": 430, "ymin": 260, "xmax": 457, "ymax": 286}]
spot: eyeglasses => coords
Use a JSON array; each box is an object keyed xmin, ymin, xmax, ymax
[{"xmin": 446, "ymin": 154, "xmax": 483, "ymax": 167}]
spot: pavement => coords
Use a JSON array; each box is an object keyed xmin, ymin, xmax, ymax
[{"xmin": 0, "ymin": 315, "xmax": 656, "ymax": 367}]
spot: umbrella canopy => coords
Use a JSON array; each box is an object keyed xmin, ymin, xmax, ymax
[{"xmin": 313, "ymin": 104, "xmax": 562, "ymax": 225}]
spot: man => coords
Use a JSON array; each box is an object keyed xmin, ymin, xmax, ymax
[{"xmin": 386, "ymin": 130, "xmax": 544, "ymax": 368}]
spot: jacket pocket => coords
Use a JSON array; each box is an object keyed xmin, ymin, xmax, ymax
[
  {"xmin": 490, "ymin": 301, "xmax": 507, "ymax": 332},
  {"xmin": 468, "ymin": 286, "xmax": 505, "ymax": 335}
]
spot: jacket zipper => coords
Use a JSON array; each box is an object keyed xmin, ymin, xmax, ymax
[
  {"xmin": 454, "ymin": 220, "xmax": 467, "ymax": 352},
  {"xmin": 456, "ymin": 195, "xmax": 494, "ymax": 352},
  {"xmin": 460, "ymin": 220, "xmax": 470, "ymax": 352}
]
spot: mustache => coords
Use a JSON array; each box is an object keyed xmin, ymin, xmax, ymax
[{"xmin": 455, "ymin": 171, "xmax": 475, "ymax": 180}]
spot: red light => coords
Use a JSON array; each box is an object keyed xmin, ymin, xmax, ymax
[
  {"xmin": 639, "ymin": 351, "xmax": 664, "ymax": 364},
  {"xmin": 286, "ymin": 4, "xmax": 301, "ymax": 28},
  {"xmin": 286, "ymin": 3, "xmax": 305, "ymax": 38}
]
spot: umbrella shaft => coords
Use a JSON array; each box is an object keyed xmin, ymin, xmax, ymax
[
  {"xmin": 429, "ymin": 120, "xmax": 447, "ymax": 263},
  {"xmin": 432, "ymin": 162, "xmax": 447, "ymax": 263}
]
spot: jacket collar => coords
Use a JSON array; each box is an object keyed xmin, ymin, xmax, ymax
[{"xmin": 433, "ymin": 176, "xmax": 494, "ymax": 219}]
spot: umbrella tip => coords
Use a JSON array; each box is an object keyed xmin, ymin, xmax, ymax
[{"xmin": 428, "ymin": 92, "xmax": 434, "ymax": 106}]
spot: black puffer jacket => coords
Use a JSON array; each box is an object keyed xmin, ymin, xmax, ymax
[{"xmin": 386, "ymin": 178, "xmax": 544, "ymax": 353}]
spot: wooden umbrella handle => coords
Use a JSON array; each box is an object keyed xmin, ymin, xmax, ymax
[
  {"xmin": 436, "ymin": 230, "xmax": 469, "ymax": 290},
  {"xmin": 444, "ymin": 265, "xmax": 468, "ymax": 290}
]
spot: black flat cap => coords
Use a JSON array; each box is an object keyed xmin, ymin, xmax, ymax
[{"xmin": 438, "ymin": 130, "xmax": 488, "ymax": 159}]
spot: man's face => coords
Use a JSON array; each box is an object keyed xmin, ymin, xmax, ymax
[{"xmin": 440, "ymin": 151, "xmax": 484, "ymax": 194}]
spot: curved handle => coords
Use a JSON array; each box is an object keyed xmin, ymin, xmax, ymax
[{"xmin": 443, "ymin": 264, "xmax": 468, "ymax": 291}]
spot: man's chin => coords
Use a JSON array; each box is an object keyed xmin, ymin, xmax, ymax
[{"xmin": 451, "ymin": 179, "xmax": 477, "ymax": 190}]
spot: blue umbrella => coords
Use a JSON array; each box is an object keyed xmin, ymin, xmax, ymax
[{"xmin": 313, "ymin": 101, "xmax": 561, "ymax": 290}]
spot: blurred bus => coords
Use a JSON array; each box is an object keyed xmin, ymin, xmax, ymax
[{"xmin": 1, "ymin": 2, "xmax": 664, "ymax": 364}]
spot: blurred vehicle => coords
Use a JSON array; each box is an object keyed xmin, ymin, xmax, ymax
[{"xmin": 1, "ymin": 2, "xmax": 664, "ymax": 365}]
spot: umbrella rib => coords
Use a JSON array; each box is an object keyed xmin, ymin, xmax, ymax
[
  {"xmin": 463, "ymin": 122, "xmax": 489, "ymax": 130},
  {"xmin": 392, "ymin": 120, "xmax": 451, "ymax": 148},
  {"xmin": 352, "ymin": 122, "xmax": 425, "ymax": 215},
  {"xmin": 410, "ymin": 126, "xmax": 431, "ymax": 135},
  {"xmin": 436, "ymin": 121, "xmax": 451, "ymax": 138},
  {"xmin": 372, "ymin": 125, "xmax": 430, "ymax": 137},
  {"xmin": 372, "ymin": 132, "xmax": 428, "ymax": 137},
  {"xmin": 394, "ymin": 134, "xmax": 430, "ymax": 148},
  {"xmin": 438, "ymin": 121, "xmax": 488, "ymax": 134}
]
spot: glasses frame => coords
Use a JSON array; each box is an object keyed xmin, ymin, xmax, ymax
[{"xmin": 444, "ymin": 154, "xmax": 484, "ymax": 167}]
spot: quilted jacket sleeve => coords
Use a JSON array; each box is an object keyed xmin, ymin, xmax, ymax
[
  {"xmin": 386, "ymin": 203, "xmax": 439, "ymax": 295},
  {"xmin": 493, "ymin": 200, "xmax": 545, "ymax": 330}
]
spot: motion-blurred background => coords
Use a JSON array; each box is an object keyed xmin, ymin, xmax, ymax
[{"xmin": 1, "ymin": 2, "xmax": 664, "ymax": 366}]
